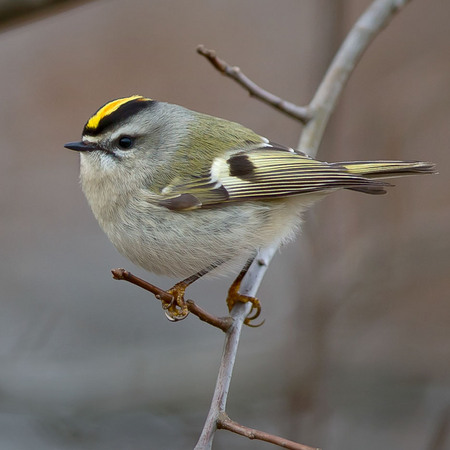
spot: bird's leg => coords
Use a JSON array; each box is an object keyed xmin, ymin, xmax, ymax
[
  {"xmin": 162, "ymin": 263, "xmax": 222, "ymax": 322},
  {"xmin": 226, "ymin": 257, "xmax": 263, "ymax": 326}
]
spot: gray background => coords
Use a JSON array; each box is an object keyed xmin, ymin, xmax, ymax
[{"xmin": 0, "ymin": 0, "xmax": 448, "ymax": 449}]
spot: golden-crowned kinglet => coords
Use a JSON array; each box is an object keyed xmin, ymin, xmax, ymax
[{"xmin": 65, "ymin": 95, "xmax": 435, "ymax": 322}]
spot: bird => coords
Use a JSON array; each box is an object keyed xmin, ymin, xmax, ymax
[{"xmin": 65, "ymin": 95, "xmax": 435, "ymax": 323}]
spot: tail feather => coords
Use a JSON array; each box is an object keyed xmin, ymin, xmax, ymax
[
  {"xmin": 334, "ymin": 160, "xmax": 437, "ymax": 178},
  {"xmin": 329, "ymin": 160, "xmax": 436, "ymax": 195},
  {"xmin": 347, "ymin": 184, "xmax": 391, "ymax": 195}
]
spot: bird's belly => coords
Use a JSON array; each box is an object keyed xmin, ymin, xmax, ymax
[{"xmin": 101, "ymin": 199, "xmax": 304, "ymax": 279}]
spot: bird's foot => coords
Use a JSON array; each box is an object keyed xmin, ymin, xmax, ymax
[
  {"xmin": 160, "ymin": 281, "xmax": 190, "ymax": 321},
  {"xmin": 226, "ymin": 279, "xmax": 264, "ymax": 327}
]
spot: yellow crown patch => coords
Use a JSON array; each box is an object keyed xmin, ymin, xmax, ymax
[{"xmin": 86, "ymin": 95, "xmax": 148, "ymax": 131}]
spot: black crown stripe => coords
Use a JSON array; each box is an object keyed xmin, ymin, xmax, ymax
[{"xmin": 83, "ymin": 98, "xmax": 155, "ymax": 136}]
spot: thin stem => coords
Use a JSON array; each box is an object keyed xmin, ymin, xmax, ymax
[
  {"xmin": 194, "ymin": 302, "xmax": 251, "ymax": 450},
  {"xmin": 111, "ymin": 268, "xmax": 231, "ymax": 331},
  {"xmin": 194, "ymin": 245, "xmax": 277, "ymax": 450},
  {"xmin": 298, "ymin": 0, "xmax": 412, "ymax": 158},
  {"xmin": 197, "ymin": 45, "xmax": 311, "ymax": 123},
  {"xmin": 111, "ymin": 268, "xmax": 173, "ymax": 302},
  {"xmin": 186, "ymin": 300, "xmax": 232, "ymax": 332},
  {"xmin": 217, "ymin": 413, "xmax": 320, "ymax": 450}
]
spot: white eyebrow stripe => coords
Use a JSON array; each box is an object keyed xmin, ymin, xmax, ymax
[{"xmin": 109, "ymin": 123, "xmax": 143, "ymax": 141}]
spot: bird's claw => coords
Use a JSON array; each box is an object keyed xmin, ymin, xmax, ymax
[
  {"xmin": 226, "ymin": 289, "xmax": 264, "ymax": 327},
  {"xmin": 159, "ymin": 283, "xmax": 190, "ymax": 322}
]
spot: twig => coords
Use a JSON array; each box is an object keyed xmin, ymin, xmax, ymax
[
  {"xmin": 186, "ymin": 300, "xmax": 232, "ymax": 332},
  {"xmin": 194, "ymin": 301, "xmax": 253, "ymax": 450},
  {"xmin": 111, "ymin": 268, "xmax": 173, "ymax": 302},
  {"xmin": 0, "ymin": 0, "xmax": 85, "ymax": 30},
  {"xmin": 217, "ymin": 413, "xmax": 319, "ymax": 450},
  {"xmin": 194, "ymin": 246, "xmax": 277, "ymax": 450},
  {"xmin": 298, "ymin": 0, "xmax": 412, "ymax": 158},
  {"xmin": 195, "ymin": 1, "xmax": 412, "ymax": 448},
  {"xmin": 111, "ymin": 268, "xmax": 231, "ymax": 332},
  {"xmin": 197, "ymin": 45, "xmax": 311, "ymax": 123}
]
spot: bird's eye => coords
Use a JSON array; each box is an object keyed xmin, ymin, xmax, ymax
[{"xmin": 118, "ymin": 136, "xmax": 134, "ymax": 150}]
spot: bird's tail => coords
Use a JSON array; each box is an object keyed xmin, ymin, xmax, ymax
[{"xmin": 331, "ymin": 160, "xmax": 436, "ymax": 195}]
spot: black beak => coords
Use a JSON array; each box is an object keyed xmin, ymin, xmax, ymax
[{"xmin": 64, "ymin": 141, "xmax": 99, "ymax": 152}]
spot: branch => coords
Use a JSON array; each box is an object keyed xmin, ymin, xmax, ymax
[
  {"xmin": 111, "ymin": 268, "xmax": 231, "ymax": 332},
  {"xmin": 299, "ymin": 0, "xmax": 412, "ymax": 157},
  {"xmin": 217, "ymin": 413, "xmax": 319, "ymax": 450},
  {"xmin": 195, "ymin": 1, "xmax": 411, "ymax": 448},
  {"xmin": 194, "ymin": 246, "xmax": 277, "ymax": 450},
  {"xmin": 0, "ymin": 0, "xmax": 93, "ymax": 30},
  {"xmin": 197, "ymin": 45, "xmax": 311, "ymax": 123}
]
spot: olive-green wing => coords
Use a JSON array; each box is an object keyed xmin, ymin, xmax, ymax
[{"xmin": 156, "ymin": 147, "xmax": 393, "ymax": 211}]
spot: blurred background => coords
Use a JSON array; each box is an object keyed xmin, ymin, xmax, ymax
[{"xmin": 0, "ymin": 0, "xmax": 448, "ymax": 449}]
